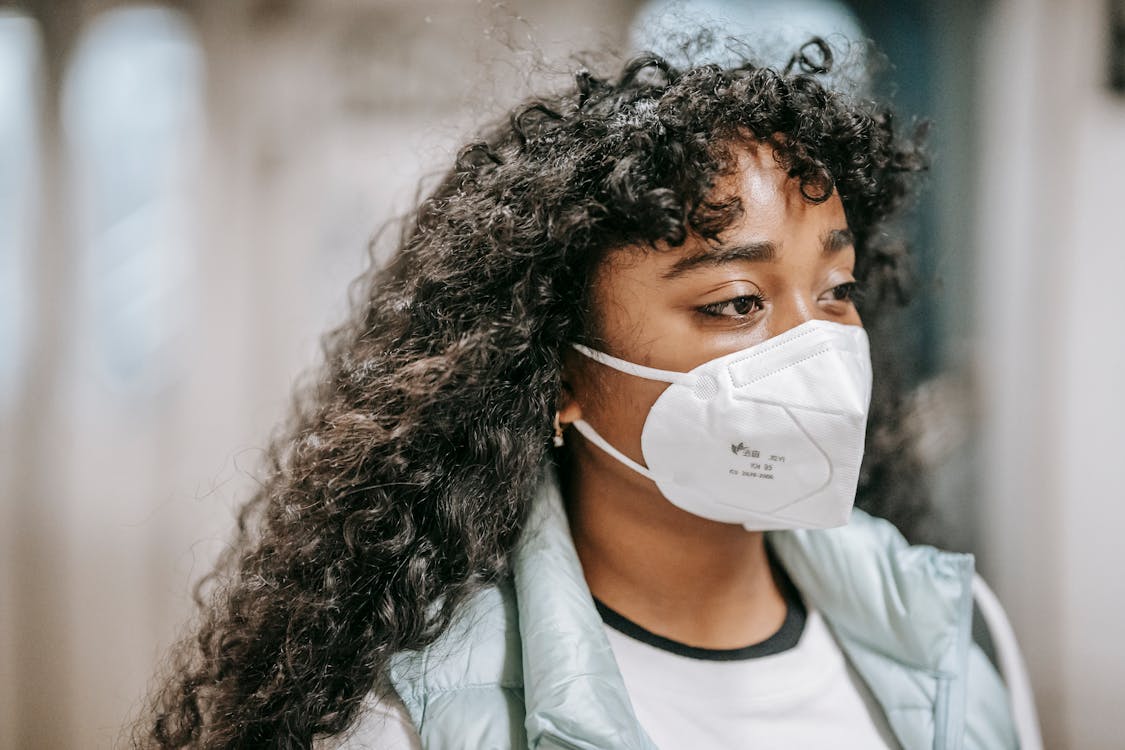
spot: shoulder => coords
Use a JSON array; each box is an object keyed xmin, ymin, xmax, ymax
[
  {"xmin": 316, "ymin": 691, "xmax": 421, "ymax": 750},
  {"xmin": 386, "ymin": 577, "xmax": 528, "ymax": 749},
  {"xmin": 766, "ymin": 508, "xmax": 976, "ymax": 666},
  {"xmin": 389, "ymin": 577, "xmax": 523, "ymax": 703},
  {"xmin": 314, "ymin": 578, "xmax": 524, "ymax": 750},
  {"xmin": 770, "ymin": 511, "xmax": 1030, "ymax": 747}
]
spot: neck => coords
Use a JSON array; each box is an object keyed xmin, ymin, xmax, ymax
[{"xmin": 562, "ymin": 448, "xmax": 787, "ymax": 649}]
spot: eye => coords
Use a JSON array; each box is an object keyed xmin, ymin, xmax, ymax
[
  {"xmin": 822, "ymin": 281, "xmax": 861, "ymax": 304},
  {"xmin": 698, "ymin": 294, "xmax": 766, "ymax": 318}
]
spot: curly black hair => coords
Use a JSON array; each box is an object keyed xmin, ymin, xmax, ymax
[{"xmin": 135, "ymin": 38, "xmax": 927, "ymax": 748}]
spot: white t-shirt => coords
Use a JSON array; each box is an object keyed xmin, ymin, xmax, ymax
[
  {"xmin": 326, "ymin": 605, "xmax": 900, "ymax": 749},
  {"xmin": 602, "ymin": 606, "xmax": 900, "ymax": 750}
]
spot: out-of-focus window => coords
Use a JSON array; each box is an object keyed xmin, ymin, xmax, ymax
[
  {"xmin": 0, "ymin": 12, "xmax": 42, "ymax": 412},
  {"xmin": 62, "ymin": 5, "xmax": 204, "ymax": 399},
  {"xmin": 630, "ymin": 0, "xmax": 866, "ymax": 79}
]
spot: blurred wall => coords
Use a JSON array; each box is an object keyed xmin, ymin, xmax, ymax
[{"xmin": 975, "ymin": 1, "xmax": 1125, "ymax": 747}]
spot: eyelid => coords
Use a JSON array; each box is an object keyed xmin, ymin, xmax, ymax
[{"xmin": 696, "ymin": 278, "xmax": 764, "ymax": 296}]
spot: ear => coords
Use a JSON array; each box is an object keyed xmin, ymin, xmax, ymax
[
  {"xmin": 557, "ymin": 380, "xmax": 583, "ymax": 425},
  {"xmin": 557, "ymin": 349, "xmax": 584, "ymax": 425}
]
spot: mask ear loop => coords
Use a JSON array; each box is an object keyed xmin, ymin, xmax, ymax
[
  {"xmin": 570, "ymin": 419, "xmax": 655, "ymax": 480},
  {"xmin": 567, "ymin": 343, "xmax": 689, "ymax": 482},
  {"xmin": 569, "ymin": 343, "xmax": 690, "ymax": 384}
]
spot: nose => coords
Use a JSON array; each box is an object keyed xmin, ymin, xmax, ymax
[{"xmin": 768, "ymin": 292, "xmax": 821, "ymax": 338}]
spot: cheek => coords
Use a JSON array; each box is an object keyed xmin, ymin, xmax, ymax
[
  {"xmin": 587, "ymin": 251, "xmax": 668, "ymax": 353},
  {"xmin": 578, "ymin": 252, "xmax": 679, "ymax": 452},
  {"xmin": 577, "ymin": 364, "xmax": 669, "ymax": 456}
]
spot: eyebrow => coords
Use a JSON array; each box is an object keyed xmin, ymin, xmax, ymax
[{"xmin": 663, "ymin": 228, "xmax": 855, "ymax": 279}]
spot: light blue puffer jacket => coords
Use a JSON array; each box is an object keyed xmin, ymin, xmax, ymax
[{"xmin": 389, "ymin": 471, "xmax": 1018, "ymax": 749}]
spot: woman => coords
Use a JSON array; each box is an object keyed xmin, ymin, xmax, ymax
[{"xmin": 138, "ymin": 40, "xmax": 1034, "ymax": 749}]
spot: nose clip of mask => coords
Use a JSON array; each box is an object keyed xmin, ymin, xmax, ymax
[{"xmin": 569, "ymin": 320, "xmax": 873, "ymax": 531}]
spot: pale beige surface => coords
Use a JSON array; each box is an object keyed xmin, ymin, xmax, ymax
[{"xmin": 974, "ymin": 1, "xmax": 1125, "ymax": 748}]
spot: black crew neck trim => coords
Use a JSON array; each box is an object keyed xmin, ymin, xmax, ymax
[{"xmin": 593, "ymin": 545, "xmax": 807, "ymax": 662}]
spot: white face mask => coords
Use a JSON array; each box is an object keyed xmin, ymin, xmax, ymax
[{"xmin": 570, "ymin": 319, "xmax": 873, "ymax": 530}]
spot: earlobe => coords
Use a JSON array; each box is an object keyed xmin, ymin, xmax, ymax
[
  {"xmin": 557, "ymin": 349, "xmax": 585, "ymax": 427},
  {"xmin": 556, "ymin": 380, "xmax": 583, "ymax": 425},
  {"xmin": 553, "ymin": 383, "xmax": 581, "ymax": 449}
]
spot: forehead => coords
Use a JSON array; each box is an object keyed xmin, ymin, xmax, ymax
[
  {"xmin": 711, "ymin": 141, "xmax": 846, "ymax": 232},
  {"xmin": 601, "ymin": 140, "xmax": 849, "ymax": 276}
]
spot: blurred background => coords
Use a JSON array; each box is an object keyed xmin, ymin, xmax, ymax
[{"xmin": 1, "ymin": 0, "xmax": 1123, "ymax": 747}]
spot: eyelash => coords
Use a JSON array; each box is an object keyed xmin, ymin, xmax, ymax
[
  {"xmin": 828, "ymin": 281, "xmax": 861, "ymax": 303},
  {"xmin": 697, "ymin": 282, "xmax": 862, "ymax": 319},
  {"xmin": 698, "ymin": 293, "xmax": 767, "ymax": 318}
]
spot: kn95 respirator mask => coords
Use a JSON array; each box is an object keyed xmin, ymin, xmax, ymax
[{"xmin": 569, "ymin": 319, "xmax": 873, "ymax": 531}]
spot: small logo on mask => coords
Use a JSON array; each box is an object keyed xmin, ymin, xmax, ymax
[{"xmin": 730, "ymin": 442, "xmax": 760, "ymax": 458}]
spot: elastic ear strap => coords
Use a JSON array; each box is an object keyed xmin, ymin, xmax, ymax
[
  {"xmin": 570, "ymin": 419, "xmax": 654, "ymax": 480},
  {"xmin": 570, "ymin": 343, "xmax": 688, "ymax": 384}
]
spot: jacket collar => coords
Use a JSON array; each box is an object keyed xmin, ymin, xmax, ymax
[
  {"xmin": 768, "ymin": 511, "xmax": 976, "ymax": 750},
  {"xmin": 513, "ymin": 467, "xmax": 975, "ymax": 750},
  {"xmin": 768, "ymin": 512, "xmax": 975, "ymax": 676},
  {"xmin": 512, "ymin": 469, "xmax": 658, "ymax": 750}
]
